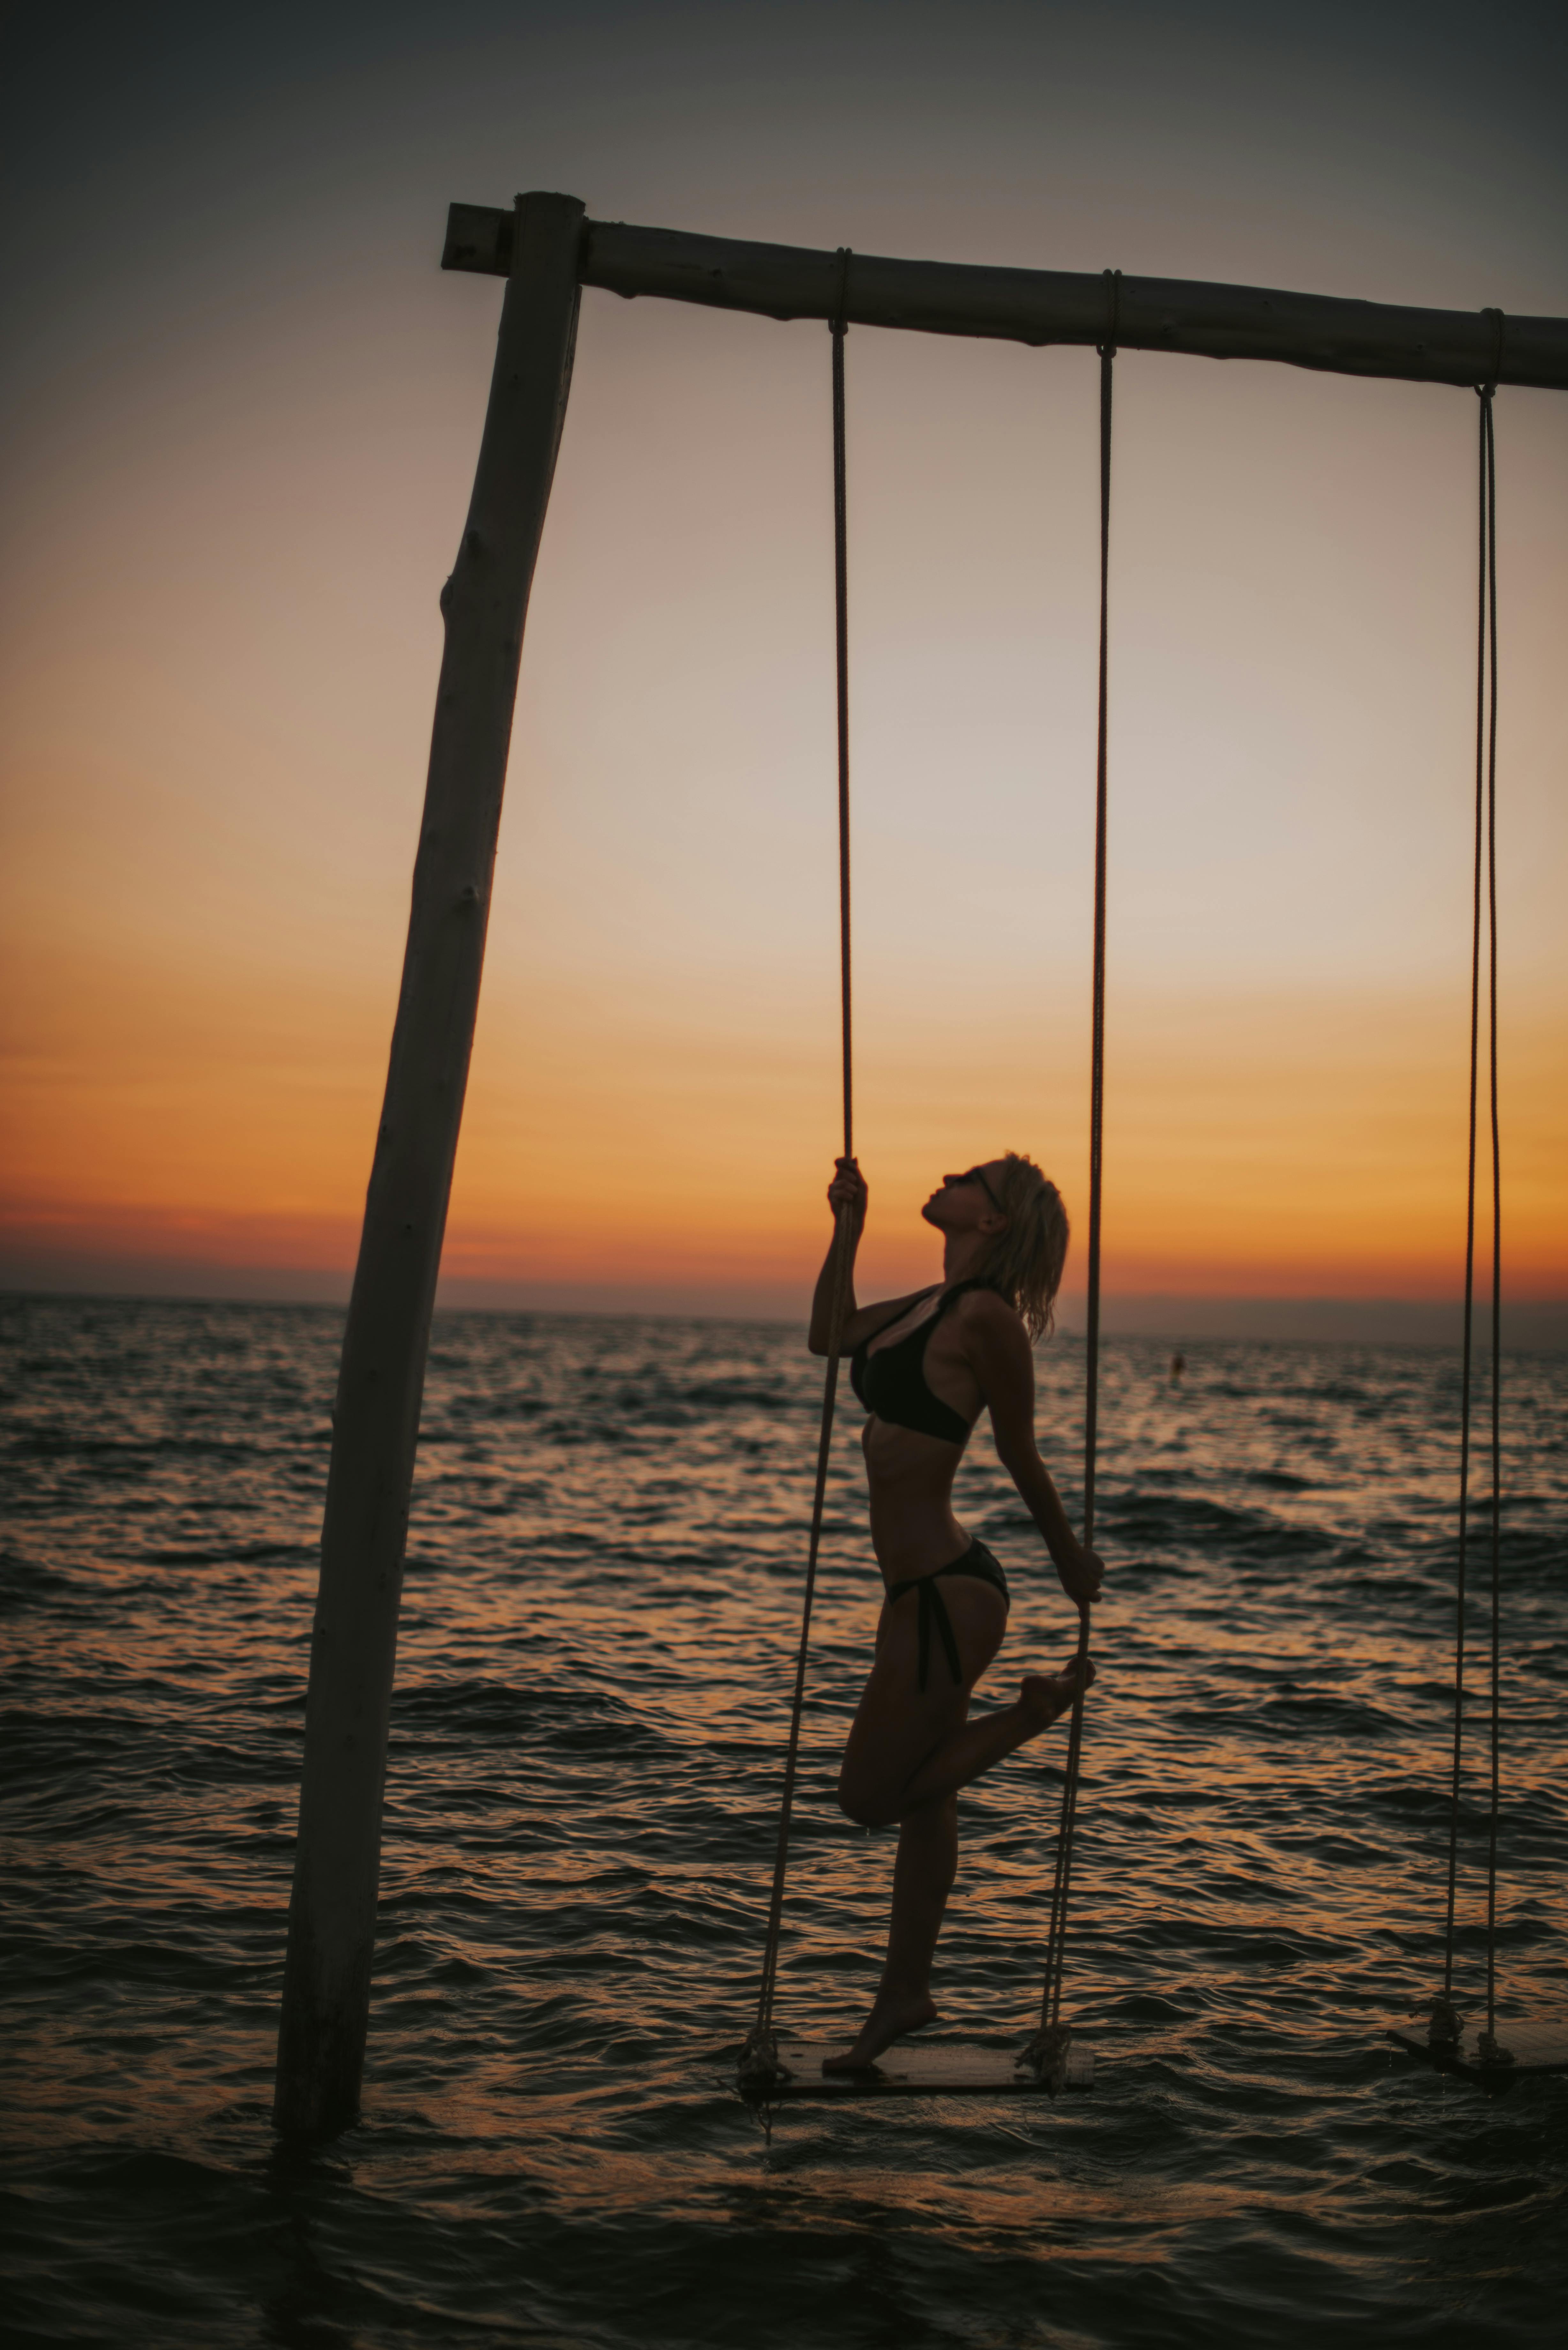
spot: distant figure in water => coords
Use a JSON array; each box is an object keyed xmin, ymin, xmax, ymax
[
  {"xmin": 811, "ymin": 1153, "xmax": 1103, "ymax": 2072},
  {"xmin": 1171, "ymin": 1351, "xmax": 1186, "ymax": 1383}
]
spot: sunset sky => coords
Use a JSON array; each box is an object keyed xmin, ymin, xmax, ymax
[{"xmin": 3, "ymin": 0, "xmax": 1565, "ymax": 1328}]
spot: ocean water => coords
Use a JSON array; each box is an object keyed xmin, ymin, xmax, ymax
[{"xmin": 1, "ymin": 1293, "xmax": 1565, "ymax": 2350}]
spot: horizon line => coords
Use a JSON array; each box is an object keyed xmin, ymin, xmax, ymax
[{"xmin": 4, "ymin": 1275, "xmax": 1565, "ymax": 1349}]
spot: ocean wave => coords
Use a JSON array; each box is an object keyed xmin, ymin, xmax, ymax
[{"xmin": 2, "ymin": 1301, "xmax": 1564, "ymax": 2348}]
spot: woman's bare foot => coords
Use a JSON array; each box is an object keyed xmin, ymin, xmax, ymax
[
  {"xmin": 1019, "ymin": 1654, "xmax": 1096, "ymax": 1730},
  {"xmin": 822, "ymin": 1988, "xmax": 937, "ymax": 2072}
]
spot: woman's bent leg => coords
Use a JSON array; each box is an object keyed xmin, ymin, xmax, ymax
[
  {"xmin": 893, "ymin": 1658, "xmax": 1094, "ymax": 1815},
  {"xmin": 837, "ymin": 1582, "xmax": 1008, "ymax": 1829},
  {"xmin": 825, "ymin": 1796, "xmax": 957, "ymax": 2072},
  {"xmin": 839, "ymin": 1649, "xmax": 1094, "ymax": 1830}
]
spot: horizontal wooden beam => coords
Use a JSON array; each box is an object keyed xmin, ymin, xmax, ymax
[{"xmin": 442, "ymin": 199, "xmax": 1568, "ymax": 392}]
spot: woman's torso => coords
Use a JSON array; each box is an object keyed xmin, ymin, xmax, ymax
[{"xmin": 852, "ymin": 1285, "xmax": 993, "ymax": 1580}]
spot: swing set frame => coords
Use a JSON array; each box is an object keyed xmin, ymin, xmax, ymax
[{"xmin": 272, "ymin": 192, "xmax": 1568, "ymax": 2139}]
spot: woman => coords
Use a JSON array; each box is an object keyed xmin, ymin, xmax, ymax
[{"xmin": 809, "ymin": 1151, "xmax": 1104, "ymax": 2071}]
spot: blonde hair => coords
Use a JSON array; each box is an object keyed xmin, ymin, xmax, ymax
[{"xmin": 976, "ymin": 1152, "xmax": 1070, "ymax": 1341}]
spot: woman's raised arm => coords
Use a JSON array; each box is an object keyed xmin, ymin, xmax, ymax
[{"xmin": 807, "ymin": 1157, "xmax": 927, "ymax": 1356}]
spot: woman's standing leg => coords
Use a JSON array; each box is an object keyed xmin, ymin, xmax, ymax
[
  {"xmin": 825, "ymin": 1795, "xmax": 957, "ymax": 2069},
  {"xmin": 884, "ymin": 1793, "xmax": 960, "ymax": 2012}
]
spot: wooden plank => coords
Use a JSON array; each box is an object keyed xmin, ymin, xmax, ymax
[
  {"xmin": 442, "ymin": 199, "xmax": 1568, "ymax": 392},
  {"xmin": 1387, "ymin": 2014, "xmax": 1568, "ymax": 2077},
  {"xmin": 757, "ymin": 2038, "xmax": 1095, "ymax": 2098},
  {"xmin": 273, "ymin": 192, "xmax": 585, "ymax": 2141}
]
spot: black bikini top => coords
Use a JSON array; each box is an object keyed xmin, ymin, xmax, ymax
[{"xmin": 849, "ymin": 1280, "xmax": 992, "ymax": 1446}]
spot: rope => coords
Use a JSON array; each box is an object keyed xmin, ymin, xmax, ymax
[
  {"xmin": 741, "ymin": 252, "xmax": 856, "ymax": 2084},
  {"xmin": 1030, "ymin": 280, "xmax": 1116, "ymax": 2078},
  {"xmin": 1479, "ymin": 381, "xmax": 1505, "ymax": 2058},
  {"xmin": 1434, "ymin": 378, "xmax": 1504, "ymax": 2061},
  {"xmin": 834, "ymin": 246, "xmax": 854, "ymax": 1156}
]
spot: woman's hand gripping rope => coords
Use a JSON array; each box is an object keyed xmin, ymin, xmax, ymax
[
  {"xmin": 1055, "ymin": 1549, "xmax": 1104, "ymax": 1611},
  {"xmin": 827, "ymin": 1156, "xmax": 868, "ymax": 1239}
]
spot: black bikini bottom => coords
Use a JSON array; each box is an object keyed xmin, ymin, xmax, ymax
[{"xmin": 884, "ymin": 1537, "xmax": 1011, "ymax": 1694}]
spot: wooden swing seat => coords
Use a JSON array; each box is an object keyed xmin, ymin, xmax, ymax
[
  {"xmin": 755, "ymin": 2036, "xmax": 1096, "ymax": 2098},
  {"xmin": 1387, "ymin": 2013, "xmax": 1568, "ymax": 2078}
]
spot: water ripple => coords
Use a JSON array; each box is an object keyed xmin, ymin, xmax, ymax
[{"xmin": 0, "ymin": 1294, "xmax": 1564, "ymax": 2348}]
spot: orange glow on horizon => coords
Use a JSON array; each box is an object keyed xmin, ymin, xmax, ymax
[
  {"xmin": 3, "ymin": 201, "xmax": 1564, "ymax": 1317},
  {"xmin": 3, "ymin": 926, "xmax": 1563, "ymax": 1305}
]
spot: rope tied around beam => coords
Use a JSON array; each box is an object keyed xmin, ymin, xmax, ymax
[
  {"xmin": 1432, "ymin": 381, "xmax": 1509, "ymax": 2067},
  {"xmin": 1021, "ymin": 309, "xmax": 1115, "ymax": 2095},
  {"xmin": 1100, "ymin": 267, "xmax": 1122, "ymax": 357},
  {"xmin": 739, "ymin": 262, "xmax": 856, "ymax": 2094}
]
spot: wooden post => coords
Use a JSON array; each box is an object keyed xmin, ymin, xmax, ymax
[{"xmin": 273, "ymin": 190, "xmax": 584, "ymax": 2139}]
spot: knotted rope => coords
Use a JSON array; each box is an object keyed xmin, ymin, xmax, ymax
[
  {"xmin": 1433, "ymin": 366, "xmax": 1508, "ymax": 2066},
  {"xmin": 1025, "ymin": 277, "xmax": 1117, "ymax": 2091},
  {"xmin": 740, "ymin": 250, "xmax": 856, "ymax": 2089}
]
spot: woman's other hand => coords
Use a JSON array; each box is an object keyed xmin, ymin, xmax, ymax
[
  {"xmin": 1056, "ymin": 1548, "xmax": 1105, "ymax": 1609},
  {"xmin": 827, "ymin": 1156, "xmax": 868, "ymax": 1239}
]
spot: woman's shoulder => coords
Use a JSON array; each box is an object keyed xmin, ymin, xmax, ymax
[{"xmin": 951, "ymin": 1283, "xmax": 1023, "ymax": 1337}]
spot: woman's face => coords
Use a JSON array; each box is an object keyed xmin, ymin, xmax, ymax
[{"xmin": 921, "ymin": 1162, "xmax": 1009, "ymax": 1235}]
